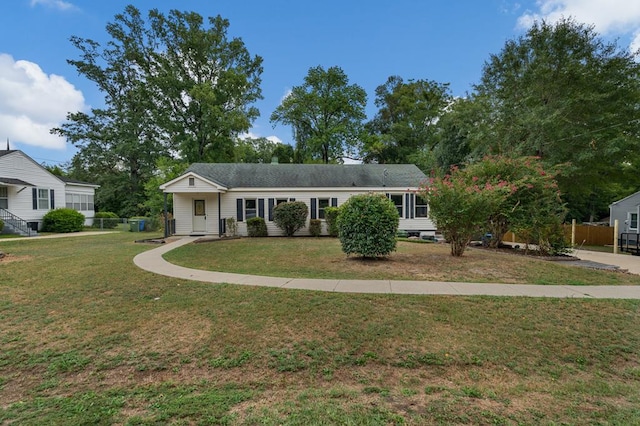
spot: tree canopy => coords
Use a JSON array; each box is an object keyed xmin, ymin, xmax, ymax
[
  {"xmin": 468, "ymin": 18, "xmax": 640, "ymax": 220},
  {"xmin": 270, "ymin": 66, "xmax": 367, "ymax": 164},
  {"xmin": 53, "ymin": 5, "xmax": 264, "ymax": 216},
  {"xmin": 363, "ymin": 76, "xmax": 452, "ymax": 169}
]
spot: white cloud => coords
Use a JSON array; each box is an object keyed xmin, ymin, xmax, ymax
[
  {"xmin": 30, "ymin": 0, "xmax": 76, "ymax": 11},
  {"xmin": 632, "ymin": 29, "xmax": 640, "ymax": 54},
  {"xmin": 238, "ymin": 131, "xmax": 283, "ymax": 144},
  {"xmin": 266, "ymin": 135, "xmax": 283, "ymax": 144},
  {"xmin": 0, "ymin": 53, "xmax": 85, "ymax": 150},
  {"xmin": 280, "ymin": 88, "xmax": 292, "ymax": 102},
  {"xmin": 518, "ymin": 0, "xmax": 640, "ymax": 35}
]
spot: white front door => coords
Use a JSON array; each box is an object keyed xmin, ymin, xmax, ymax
[{"xmin": 192, "ymin": 199, "xmax": 206, "ymax": 233}]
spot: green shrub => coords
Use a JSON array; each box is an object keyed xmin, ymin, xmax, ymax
[
  {"xmin": 144, "ymin": 216, "xmax": 160, "ymax": 232},
  {"xmin": 0, "ymin": 219, "xmax": 4, "ymax": 233},
  {"xmin": 247, "ymin": 217, "xmax": 268, "ymax": 237},
  {"xmin": 324, "ymin": 206, "xmax": 339, "ymax": 237},
  {"xmin": 336, "ymin": 194, "xmax": 399, "ymax": 258},
  {"xmin": 225, "ymin": 217, "xmax": 238, "ymax": 236},
  {"xmin": 42, "ymin": 208, "xmax": 85, "ymax": 233},
  {"xmin": 273, "ymin": 201, "xmax": 308, "ymax": 237},
  {"xmin": 309, "ymin": 219, "xmax": 322, "ymax": 237},
  {"xmin": 93, "ymin": 212, "xmax": 119, "ymax": 229}
]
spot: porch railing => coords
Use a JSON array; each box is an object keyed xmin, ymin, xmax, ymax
[
  {"xmin": 619, "ymin": 233, "xmax": 640, "ymax": 255},
  {"xmin": 0, "ymin": 208, "xmax": 35, "ymax": 236}
]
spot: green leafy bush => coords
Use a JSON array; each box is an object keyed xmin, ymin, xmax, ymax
[
  {"xmin": 324, "ymin": 206, "xmax": 339, "ymax": 237},
  {"xmin": 42, "ymin": 208, "xmax": 85, "ymax": 233},
  {"xmin": 0, "ymin": 219, "xmax": 4, "ymax": 233},
  {"xmin": 273, "ymin": 201, "xmax": 308, "ymax": 237},
  {"xmin": 225, "ymin": 217, "xmax": 238, "ymax": 236},
  {"xmin": 336, "ymin": 194, "xmax": 399, "ymax": 258},
  {"xmin": 144, "ymin": 216, "xmax": 160, "ymax": 232},
  {"xmin": 93, "ymin": 212, "xmax": 119, "ymax": 229},
  {"xmin": 247, "ymin": 217, "xmax": 268, "ymax": 237},
  {"xmin": 309, "ymin": 219, "xmax": 322, "ymax": 237}
]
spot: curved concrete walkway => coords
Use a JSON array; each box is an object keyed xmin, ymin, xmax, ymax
[{"xmin": 133, "ymin": 237, "xmax": 640, "ymax": 299}]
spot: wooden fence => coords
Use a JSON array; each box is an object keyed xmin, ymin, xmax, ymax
[{"xmin": 503, "ymin": 225, "xmax": 614, "ymax": 247}]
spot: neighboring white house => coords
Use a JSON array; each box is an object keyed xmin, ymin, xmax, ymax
[
  {"xmin": 0, "ymin": 150, "xmax": 99, "ymax": 235},
  {"xmin": 160, "ymin": 163, "xmax": 435, "ymax": 237},
  {"xmin": 610, "ymin": 190, "xmax": 640, "ymax": 235}
]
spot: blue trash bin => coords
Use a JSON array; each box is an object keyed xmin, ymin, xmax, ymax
[{"xmin": 139, "ymin": 219, "xmax": 145, "ymax": 231}]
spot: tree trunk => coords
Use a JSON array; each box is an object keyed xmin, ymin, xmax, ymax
[{"xmin": 450, "ymin": 237, "xmax": 470, "ymax": 256}]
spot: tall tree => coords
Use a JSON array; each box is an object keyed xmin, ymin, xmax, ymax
[
  {"xmin": 145, "ymin": 8, "xmax": 263, "ymax": 162},
  {"xmin": 53, "ymin": 9, "xmax": 164, "ymax": 216},
  {"xmin": 363, "ymin": 76, "xmax": 452, "ymax": 167},
  {"xmin": 53, "ymin": 5, "xmax": 264, "ymax": 215},
  {"xmin": 270, "ymin": 66, "xmax": 367, "ymax": 163},
  {"xmin": 470, "ymin": 18, "xmax": 640, "ymax": 220}
]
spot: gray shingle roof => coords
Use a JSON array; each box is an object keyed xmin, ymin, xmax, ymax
[
  {"xmin": 0, "ymin": 177, "xmax": 34, "ymax": 186},
  {"xmin": 0, "ymin": 150, "xmax": 16, "ymax": 158},
  {"xmin": 186, "ymin": 163, "xmax": 427, "ymax": 189}
]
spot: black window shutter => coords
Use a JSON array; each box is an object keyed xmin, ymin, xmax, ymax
[
  {"xmin": 331, "ymin": 197, "xmax": 338, "ymax": 207},
  {"xmin": 236, "ymin": 199, "xmax": 244, "ymax": 222},
  {"xmin": 410, "ymin": 193, "xmax": 415, "ymax": 219},
  {"xmin": 258, "ymin": 199, "xmax": 265, "ymax": 218},
  {"xmin": 32, "ymin": 188, "xmax": 37, "ymax": 210},
  {"xmin": 310, "ymin": 198, "xmax": 317, "ymax": 220},
  {"xmin": 50, "ymin": 189, "xmax": 55, "ymax": 209},
  {"xmin": 268, "ymin": 198, "xmax": 275, "ymax": 221},
  {"xmin": 405, "ymin": 193, "xmax": 410, "ymax": 219}
]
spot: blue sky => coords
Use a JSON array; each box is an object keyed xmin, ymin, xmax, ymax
[{"xmin": 1, "ymin": 0, "xmax": 639, "ymax": 166}]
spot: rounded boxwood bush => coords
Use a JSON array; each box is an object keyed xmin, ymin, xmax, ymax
[
  {"xmin": 273, "ymin": 201, "xmax": 308, "ymax": 237},
  {"xmin": 246, "ymin": 217, "xmax": 268, "ymax": 237},
  {"xmin": 336, "ymin": 194, "xmax": 399, "ymax": 258},
  {"xmin": 93, "ymin": 211, "xmax": 119, "ymax": 229},
  {"xmin": 42, "ymin": 208, "xmax": 85, "ymax": 233},
  {"xmin": 309, "ymin": 219, "xmax": 322, "ymax": 237}
]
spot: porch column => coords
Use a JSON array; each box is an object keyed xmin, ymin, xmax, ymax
[{"xmin": 163, "ymin": 192, "xmax": 169, "ymax": 238}]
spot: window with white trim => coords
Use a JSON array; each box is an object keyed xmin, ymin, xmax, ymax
[
  {"xmin": 37, "ymin": 188, "xmax": 50, "ymax": 210},
  {"xmin": 276, "ymin": 198, "xmax": 289, "ymax": 206},
  {"xmin": 0, "ymin": 186, "xmax": 7, "ymax": 209},
  {"xmin": 318, "ymin": 198, "xmax": 330, "ymax": 219},
  {"xmin": 245, "ymin": 199, "xmax": 257, "ymax": 219},
  {"xmin": 388, "ymin": 194, "xmax": 403, "ymax": 217},
  {"xmin": 65, "ymin": 193, "xmax": 95, "ymax": 211},
  {"xmin": 415, "ymin": 195, "xmax": 428, "ymax": 218},
  {"xmin": 629, "ymin": 213, "xmax": 638, "ymax": 230}
]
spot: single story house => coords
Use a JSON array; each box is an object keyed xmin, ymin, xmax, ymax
[
  {"xmin": 610, "ymin": 190, "xmax": 640, "ymax": 234},
  {"xmin": 160, "ymin": 163, "xmax": 435, "ymax": 237},
  {"xmin": 0, "ymin": 149, "xmax": 99, "ymax": 235}
]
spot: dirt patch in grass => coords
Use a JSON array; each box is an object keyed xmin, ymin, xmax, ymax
[
  {"xmin": 0, "ymin": 253, "xmax": 33, "ymax": 264},
  {"xmin": 129, "ymin": 311, "xmax": 213, "ymax": 355}
]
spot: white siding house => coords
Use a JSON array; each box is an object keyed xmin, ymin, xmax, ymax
[
  {"xmin": 160, "ymin": 163, "xmax": 435, "ymax": 237},
  {"xmin": 610, "ymin": 190, "xmax": 640, "ymax": 234},
  {"xmin": 0, "ymin": 150, "xmax": 99, "ymax": 235}
]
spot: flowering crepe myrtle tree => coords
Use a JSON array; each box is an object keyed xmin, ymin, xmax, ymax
[
  {"xmin": 420, "ymin": 165, "xmax": 514, "ymax": 256},
  {"xmin": 421, "ymin": 156, "xmax": 567, "ymax": 256},
  {"xmin": 463, "ymin": 156, "xmax": 566, "ymax": 249}
]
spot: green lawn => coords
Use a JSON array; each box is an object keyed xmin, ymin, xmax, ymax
[
  {"xmin": 164, "ymin": 237, "xmax": 640, "ymax": 285},
  {"xmin": 1, "ymin": 233, "xmax": 639, "ymax": 424}
]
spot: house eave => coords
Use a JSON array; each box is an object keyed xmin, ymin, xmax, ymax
[{"xmin": 225, "ymin": 186, "xmax": 421, "ymax": 192}]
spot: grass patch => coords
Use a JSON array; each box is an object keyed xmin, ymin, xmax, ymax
[
  {"xmin": 0, "ymin": 233, "xmax": 639, "ymax": 424},
  {"xmin": 164, "ymin": 237, "xmax": 640, "ymax": 285}
]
